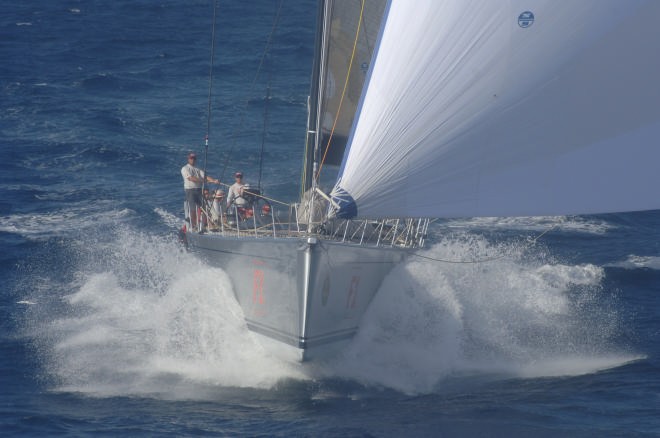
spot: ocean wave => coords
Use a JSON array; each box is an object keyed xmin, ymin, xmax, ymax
[
  {"xmin": 606, "ymin": 255, "xmax": 660, "ymax": 270},
  {"xmin": 0, "ymin": 204, "xmax": 133, "ymax": 239},
  {"xmin": 441, "ymin": 215, "xmax": 613, "ymax": 235},
  {"xmin": 80, "ymin": 73, "xmax": 154, "ymax": 93},
  {"xmin": 154, "ymin": 207, "xmax": 182, "ymax": 229}
]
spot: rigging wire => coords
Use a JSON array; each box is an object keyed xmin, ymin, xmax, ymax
[
  {"xmin": 202, "ymin": 0, "xmax": 219, "ymax": 189},
  {"xmin": 217, "ymin": 0, "xmax": 284, "ymax": 182},
  {"xmin": 315, "ymin": 0, "xmax": 365, "ymax": 181},
  {"xmin": 213, "ymin": 180, "xmax": 290, "ymax": 206},
  {"xmin": 258, "ymin": 74, "xmax": 271, "ymax": 190},
  {"xmin": 410, "ymin": 250, "xmax": 508, "ymax": 264},
  {"xmin": 410, "ymin": 220, "xmax": 563, "ymax": 264}
]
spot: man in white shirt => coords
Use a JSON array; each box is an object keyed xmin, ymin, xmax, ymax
[
  {"xmin": 181, "ymin": 152, "xmax": 219, "ymax": 228},
  {"xmin": 226, "ymin": 171, "xmax": 247, "ymax": 208}
]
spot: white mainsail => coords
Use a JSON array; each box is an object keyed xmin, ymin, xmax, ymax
[{"xmin": 331, "ymin": 0, "xmax": 660, "ymax": 219}]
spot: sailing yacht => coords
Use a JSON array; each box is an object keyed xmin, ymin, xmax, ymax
[{"xmin": 183, "ymin": 0, "xmax": 660, "ymax": 362}]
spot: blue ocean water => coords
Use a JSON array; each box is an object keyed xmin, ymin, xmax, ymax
[{"xmin": 1, "ymin": 1, "xmax": 659, "ymax": 436}]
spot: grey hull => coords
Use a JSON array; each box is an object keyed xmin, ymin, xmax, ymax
[{"xmin": 186, "ymin": 232, "xmax": 407, "ymax": 361}]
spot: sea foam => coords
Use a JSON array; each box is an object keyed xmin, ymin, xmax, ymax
[
  {"xmin": 24, "ymin": 225, "xmax": 636, "ymax": 397},
  {"xmin": 326, "ymin": 233, "xmax": 637, "ymax": 394}
]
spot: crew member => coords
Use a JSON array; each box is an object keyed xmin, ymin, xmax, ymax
[{"xmin": 181, "ymin": 152, "xmax": 219, "ymax": 228}]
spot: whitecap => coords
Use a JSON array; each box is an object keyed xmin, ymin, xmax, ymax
[
  {"xmin": 606, "ymin": 254, "xmax": 660, "ymax": 270},
  {"xmin": 442, "ymin": 215, "xmax": 613, "ymax": 235},
  {"xmin": 0, "ymin": 204, "xmax": 134, "ymax": 239},
  {"xmin": 154, "ymin": 207, "xmax": 183, "ymax": 229},
  {"xmin": 514, "ymin": 354, "xmax": 644, "ymax": 378}
]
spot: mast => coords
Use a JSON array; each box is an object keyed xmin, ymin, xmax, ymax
[
  {"xmin": 202, "ymin": 0, "xmax": 219, "ymax": 190},
  {"xmin": 302, "ymin": 0, "xmax": 331, "ymax": 198}
]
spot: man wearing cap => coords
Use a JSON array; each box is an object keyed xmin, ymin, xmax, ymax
[
  {"xmin": 226, "ymin": 171, "xmax": 247, "ymax": 209},
  {"xmin": 181, "ymin": 152, "xmax": 219, "ymax": 228}
]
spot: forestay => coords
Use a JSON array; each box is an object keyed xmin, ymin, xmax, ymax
[{"xmin": 331, "ymin": 0, "xmax": 660, "ymax": 219}]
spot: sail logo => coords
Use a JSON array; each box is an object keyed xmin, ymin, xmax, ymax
[{"xmin": 518, "ymin": 11, "xmax": 534, "ymax": 28}]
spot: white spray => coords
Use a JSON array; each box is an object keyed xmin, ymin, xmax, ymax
[{"xmin": 24, "ymin": 221, "xmax": 639, "ymax": 397}]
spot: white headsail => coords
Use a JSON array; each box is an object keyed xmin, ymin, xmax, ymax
[{"xmin": 330, "ymin": 0, "xmax": 660, "ymax": 219}]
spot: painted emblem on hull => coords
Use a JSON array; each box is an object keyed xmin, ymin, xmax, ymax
[
  {"xmin": 518, "ymin": 11, "xmax": 535, "ymax": 28},
  {"xmin": 252, "ymin": 268, "xmax": 265, "ymax": 317}
]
